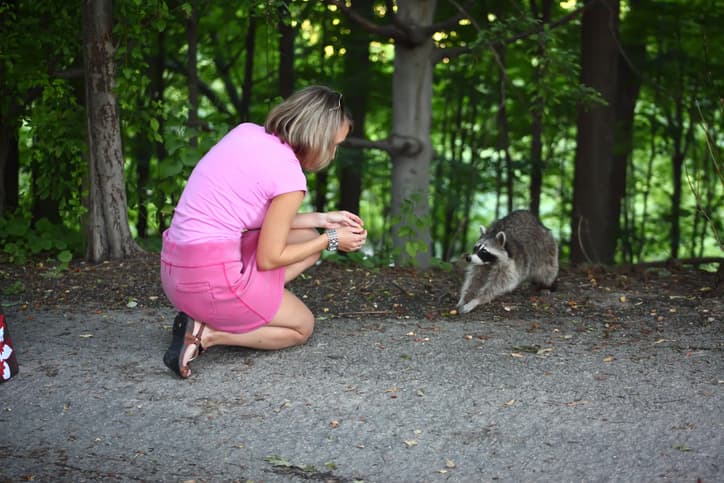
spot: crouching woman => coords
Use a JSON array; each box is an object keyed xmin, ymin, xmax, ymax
[{"xmin": 160, "ymin": 86, "xmax": 367, "ymax": 379}]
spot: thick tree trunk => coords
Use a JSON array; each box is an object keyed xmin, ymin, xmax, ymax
[
  {"xmin": 570, "ymin": 0, "xmax": 620, "ymax": 265},
  {"xmin": 83, "ymin": 0, "xmax": 139, "ymax": 262},
  {"xmin": 390, "ymin": 0, "xmax": 435, "ymax": 267}
]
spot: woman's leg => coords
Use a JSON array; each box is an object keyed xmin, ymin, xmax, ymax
[
  {"xmin": 199, "ymin": 289, "xmax": 313, "ymax": 350},
  {"xmin": 283, "ymin": 228, "xmax": 322, "ymax": 283},
  {"xmin": 176, "ymin": 228, "xmax": 321, "ymax": 374},
  {"xmin": 180, "ymin": 288, "xmax": 313, "ymax": 374}
]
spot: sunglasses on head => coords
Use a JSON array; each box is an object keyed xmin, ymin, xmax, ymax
[{"xmin": 330, "ymin": 92, "xmax": 343, "ymax": 111}]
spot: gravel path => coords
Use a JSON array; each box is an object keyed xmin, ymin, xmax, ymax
[{"xmin": 1, "ymin": 305, "xmax": 721, "ymax": 482}]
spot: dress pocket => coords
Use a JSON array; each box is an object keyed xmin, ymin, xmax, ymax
[{"xmin": 175, "ymin": 281, "xmax": 218, "ymax": 319}]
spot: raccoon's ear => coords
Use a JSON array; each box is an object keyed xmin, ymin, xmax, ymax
[
  {"xmin": 495, "ymin": 231, "xmax": 506, "ymax": 247},
  {"xmin": 479, "ymin": 225, "xmax": 486, "ymax": 236}
]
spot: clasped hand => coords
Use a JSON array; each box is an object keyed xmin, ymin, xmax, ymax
[{"xmin": 323, "ymin": 211, "xmax": 367, "ymax": 252}]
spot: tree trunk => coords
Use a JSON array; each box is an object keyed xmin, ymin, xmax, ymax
[
  {"xmin": 240, "ymin": 15, "xmax": 257, "ymax": 121},
  {"xmin": 612, "ymin": 1, "xmax": 645, "ymax": 264},
  {"xmin": 0, "ymin": 120, "xmax": 19, "ymax": 215},
  {"xmin": 495, "ymin": 44, "xmax": 514, "ymax": 214},
  {"xmin": 390, "ymin": 0, "xmax": 435, "ymax": 267},
  {"xmin": 528, "ymin": 0, "xmax": 552, "ymax": 218},
  {"xmin": 83, "ymin": 0, "xmax": 139, "ymax": 262},
  {"xmin": 137, "ymin": 31, "xmax": 166, "ymax": 239},
  {"xmin": 570, "ymin": 0, "xmax": 620, "ymax": 265},
  {"xmin": 278, "ymin": 3, "xmax": 295, "ymax": 97},
  {"xmin": 187, "ymin": 4, "xmax": 199, "ymax": 148},
  {"xmin": 339, "ymin": 0, "xmax": 372, "ymax": 217}
]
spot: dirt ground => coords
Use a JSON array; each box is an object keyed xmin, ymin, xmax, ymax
[{"xmin": 1, "ymin": 251, "xmax": 721, "ymax": 327}]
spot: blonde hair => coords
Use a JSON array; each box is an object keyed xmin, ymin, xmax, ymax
[{"xmin": 265, "ymin": 85, "xmax": 352, "ymax": 172}]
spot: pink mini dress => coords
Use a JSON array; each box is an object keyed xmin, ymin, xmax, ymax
[{"xmin": 161, "ymin": 123, "xmax": 307, "ymax": 333}]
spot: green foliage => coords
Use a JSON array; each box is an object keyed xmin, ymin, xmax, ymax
[
  {"xmin": 2, "ymin": 0, "xmax": 722, "ymax": 269},
  {"xmin": 0, "ymin": 214, "xmax": 81, "ymax": 266},
  {"xmin": 389, "ymin": 196, "xmax": 431, "ymax": 267}
]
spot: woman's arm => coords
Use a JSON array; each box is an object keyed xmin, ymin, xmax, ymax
[
  {"xmin": 256, "ymin": 191, "xmax": 327, "ymax": 270},
  {"xmin": 291, "ymin": 212, "xmax": 325, "ymax": 229},
  {"xmin": 292, "ymin": 210, "xmax": 364, "ymax": 229}
]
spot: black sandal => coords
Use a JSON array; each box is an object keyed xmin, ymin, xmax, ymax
[
  {"xmin": 164, "ymin": 312, "xmax": 206, "ymax": 379},
  {"xmin": 170, "ymin": 312, "xmax": 205, "ymax": 356}
]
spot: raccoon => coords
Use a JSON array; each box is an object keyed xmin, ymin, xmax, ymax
[{"xmin": 457, "ymin": 210, "xmax": 558, "ymax": 314}]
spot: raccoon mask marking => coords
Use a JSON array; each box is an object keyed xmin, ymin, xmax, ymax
[{"xmin": 465, "ymin": 230, "xmax": 509, "ymax": 265}]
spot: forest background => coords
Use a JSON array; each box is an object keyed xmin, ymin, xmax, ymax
[{"xmin": 0, "ymin": 0, "xmax": 722, "ymax": 271}]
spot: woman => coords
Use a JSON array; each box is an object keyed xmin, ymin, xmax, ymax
[{"xmin": 161, "ymin": 85, "xmax": 367, "ymax": 379}]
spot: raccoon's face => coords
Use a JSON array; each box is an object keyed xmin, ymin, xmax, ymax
[{"xmin": 465, "ymin": 232, "xmax": 509, "ymax": 266}]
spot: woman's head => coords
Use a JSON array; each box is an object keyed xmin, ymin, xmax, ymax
[{"xmin": 265, "ymin": 85, "xmax": 352, "ymax": 172}]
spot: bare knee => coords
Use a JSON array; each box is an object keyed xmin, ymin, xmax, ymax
[{"xmin": 293, "ymin": 313, "xmax": 315, "ymax": 345}]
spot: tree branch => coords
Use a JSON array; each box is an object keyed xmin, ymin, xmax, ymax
[
  {"xmin": 166, "ymin": 58, "xmax": 231, "ymax": 115},
  {"xmin": 343, "ymin": 134, "xmax": 423, "ymax": 157},
  {"xmin": 328, "ymin": 0, "xmax": 402, "ymax": 42},
  {"xmin": 503, "ymin": 2, "xmax": 592, "ymax": 44}
]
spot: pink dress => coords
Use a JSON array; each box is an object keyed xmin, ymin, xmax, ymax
[{"xmin": 161, "ymin": 123, "xmax": 307, "ymax": 333}]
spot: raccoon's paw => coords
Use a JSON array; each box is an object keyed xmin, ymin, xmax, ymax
[{"xmin": 459, "ymin": 299, "xmax": 480, "ymax": 314}]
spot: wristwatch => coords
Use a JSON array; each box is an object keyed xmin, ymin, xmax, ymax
[{"xmin": 326, "ymin": 229, "xmax": 339, "ymax": 252}]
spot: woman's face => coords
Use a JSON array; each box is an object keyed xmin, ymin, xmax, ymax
[{"xmin": 331, "ymin": 118, "xmax": 351, "ymax": 158}]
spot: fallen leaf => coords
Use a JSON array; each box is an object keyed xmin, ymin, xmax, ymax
[
  {"xmin": 79, "ymin": 334, "xmax": 93, "ymax": 338},
  {"xmin": 403, "ymin": 439, "xmax": 418, "ymax": 447},
  {"xmin": 603, "ymin": 355, "xmax": 616, "ymax": 363},
  {"xmin": 445, "ymin": 459, "xmax": 457, "ymax": 468},
  {"xmin": 510, "ymin": 352, "xmax": 525, "ymax": 358},
  {"xmin": 619, "ymin": 295, "xmax": 627, "ymax": 303},
  {"xmin": 503, "ymin": 399, "xmax": 516, "ymax": 406}
]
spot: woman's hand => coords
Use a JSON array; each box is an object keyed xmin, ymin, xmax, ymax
[
  {"xmin": 322, "ymin": 211, "xmax": 364, "ymax": 230},
  {"xmin": 334, "ymin": 226, "xmax": 367, "ymax": 252}
]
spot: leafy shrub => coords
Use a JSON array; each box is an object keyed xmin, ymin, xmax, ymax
[{"xmin": 0, "ymin": 214, "xmax": 80, "ymax": 267}]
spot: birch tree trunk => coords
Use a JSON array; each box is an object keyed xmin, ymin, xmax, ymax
[
  {"xmin": 83, "ymin": 0, "xmax": 139, "ymax": 262},
  {"xmin": 390, "ymin": 0, "xmax": 435, "ymax": 267}
]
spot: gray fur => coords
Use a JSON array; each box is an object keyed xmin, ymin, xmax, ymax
[{"xmin": 457, "ymin": 210, "xmax": 558, "ymax": 314}]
